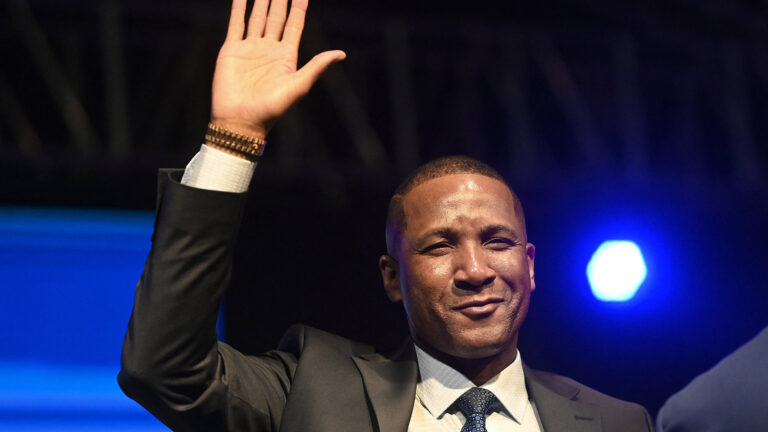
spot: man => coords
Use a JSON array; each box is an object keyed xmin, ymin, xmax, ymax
[
  {"xmin": 656, "ymin": 325, "xmax": 768, "ymax": 431},
  {"xmin": 118, "ymin": 0, "xmax": 653, "ymax": 430}
]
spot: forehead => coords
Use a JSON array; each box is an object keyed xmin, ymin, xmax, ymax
[{"xmin": 400, "ymin": 174, "xmax": 521, "ymax": 231}]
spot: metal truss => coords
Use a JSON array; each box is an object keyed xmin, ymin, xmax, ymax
[{"xmin": 1, "ymin": 0, "xmax": 767, "ymax": 189}]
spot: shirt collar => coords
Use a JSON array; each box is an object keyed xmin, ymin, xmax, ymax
[{"xmin": 414, "ymin": 345, "xmax": 530, "ymax": 424}]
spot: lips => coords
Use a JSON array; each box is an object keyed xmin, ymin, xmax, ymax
[{"xmin": 453, "ymin": 297, "xmax": 503, "ymax": 318}]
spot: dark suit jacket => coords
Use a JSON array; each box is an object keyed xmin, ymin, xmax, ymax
[{"xmin": 118, "ymin": 170, "xmax": 653, "ymax": 432}]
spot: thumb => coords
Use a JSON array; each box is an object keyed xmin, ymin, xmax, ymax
[{"xmin": 294, "ymin": 50, "xmax": 346, "ymax": 94}]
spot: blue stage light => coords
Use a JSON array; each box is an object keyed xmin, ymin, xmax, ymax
[
  {"xmin": 587, "ymin": 240, "xmax": 647, "ymax": 301},
  {"xmin": 0, "ymin": 207, "xmax": 168, "ymax": 430}
]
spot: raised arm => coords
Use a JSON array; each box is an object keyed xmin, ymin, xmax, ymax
[{"xmin": 118, "ymin": 1, "xmax": 343, "ymax": 430}]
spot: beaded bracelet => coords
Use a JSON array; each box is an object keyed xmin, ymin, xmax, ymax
[{"xmin": 204, "ymin": 122, "xmax": 266, "ymax": 160}]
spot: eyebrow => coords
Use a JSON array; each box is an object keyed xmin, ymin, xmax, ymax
[
  {"xmin": 481, "ymin": 224, "xmax": 519, "ymax": 238},
  {"xmin": 413, "ymin": 224, "xmax": 521, "ymax": 246},
  {"xmin": 414, "ymin": 228, "xmax": 457, "ymax": 246}
]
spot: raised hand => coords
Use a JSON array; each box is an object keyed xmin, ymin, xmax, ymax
[{"xmin": 210, "ymin": 0, "xmax": 346, "ymax": 140}]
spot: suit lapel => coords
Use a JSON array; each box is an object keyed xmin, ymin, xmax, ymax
[
  {"xmin": 352, "ymin": 344, "xmax": 418, "ymax": 432},
  {"xmin": 278, "ymin": 327, "xmax": 379, "ymax": 432},
  {"xmin": 350, "ymin": 345, "xmax": 602, "ymax": 432},
  {"xmin": 525, "ymin": 366, "xmax": 602, "ymax": 432}
]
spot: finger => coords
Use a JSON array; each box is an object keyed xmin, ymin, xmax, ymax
[
  {"xmin": 281, "ymin": 0, "xmax": 307, "ymax": 45},
  {"xmin": 226, "ymin": 0, "xmax": 247, "ymax": 41},
  {"xmin": 264, "ymin": 0, "xmax": 289, "ymax": 40},
  {"xmin": 293, "ymin": 50, "xmax": 346, "ymax": 94},
  {"xmin": 246, "ymin": 0, "xmax": 269, "ymax": 38}
]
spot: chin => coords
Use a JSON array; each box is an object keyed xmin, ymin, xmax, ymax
[
  {"xmin": 452, "ymin": 345, "xmax": 506, "ymax": 360},
  {"xmin": 449, "ymin": 332, "xmax": 514, "ymax": 360}
]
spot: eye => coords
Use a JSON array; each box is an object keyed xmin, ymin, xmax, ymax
[
  {"xmin": 420, "ymin": 242, "xmax": 452, "ymax": 255},
  {"xmin": 485, "ymin": 238, "xmax": 514, "ymax": 250}
]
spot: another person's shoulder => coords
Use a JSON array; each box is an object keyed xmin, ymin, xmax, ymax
[{"xmin": 656, "ymin": 325, "xmax": 768, "ymax": 432}]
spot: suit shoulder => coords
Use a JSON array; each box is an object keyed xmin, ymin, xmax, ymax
[
  {"xmin": 277, "ymin": 324, "xmax": 376, "ymax": 358},
  {"xmin": 528, "ymin": 368, "xmax": 642, "ymax": 408},
  {"xmin": 527, "ymin": 368, "xmax": 653, "ymax": 431}
]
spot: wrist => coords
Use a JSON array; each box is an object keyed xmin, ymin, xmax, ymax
[
  {"xmin": 209, "ymin": 118, "xmax": 268, "ymax": 141},
  {"xmin": 204, "ymin": 122, "xmax": 266, "ymax": 162}
]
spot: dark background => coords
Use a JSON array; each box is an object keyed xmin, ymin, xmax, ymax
[{"xmin": 2, "ymin": 0, "xmax": 768, "ymax": 418}]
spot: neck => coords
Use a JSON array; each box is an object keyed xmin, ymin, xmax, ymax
[{"xmin": 420, "ymin": 342, "xmax": 519, "ymax": 386}]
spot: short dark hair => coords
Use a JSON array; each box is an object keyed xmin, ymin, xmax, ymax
[{"xmin": 385, "ymin": 155, "xmax": 525, "ymax": 254}]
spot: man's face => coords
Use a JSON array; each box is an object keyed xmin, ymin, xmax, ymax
[{"xmin": 381, "ymin": 174, "xmax": 535, "ymax": 361}]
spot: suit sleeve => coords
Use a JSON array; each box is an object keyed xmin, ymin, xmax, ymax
[{"xmin": 118, "ymin": 170, "xmax": 296, "ymax": 432}]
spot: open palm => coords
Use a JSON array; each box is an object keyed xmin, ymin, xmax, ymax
[{"xmin": 211, "ymin": 0, "xmax": 345, "ymax": 139}]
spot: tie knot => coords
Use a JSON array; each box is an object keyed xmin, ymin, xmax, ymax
[{"xmin": 456, "ymin": 387, "xmax": 496, "ymax": 417}]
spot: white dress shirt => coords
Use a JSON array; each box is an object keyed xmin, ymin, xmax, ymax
[
  {"xmin": 181, "ymin": 144, "xmax": 256, "ymax": 192},
  {"xmin": 181, "ymin": 145, "xmax": 542, "ymax": 431},
  {"xmin": 409, "ymin": 346, "xmax": 543, "ymax": 431}
]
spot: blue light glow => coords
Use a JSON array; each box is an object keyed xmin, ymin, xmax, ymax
[
  {"xmin": 0, "ymin": 206, "xmax": 168, "ymax": 430},
  {"xmin": 587, "ymin": 240, "xmax": 647, "ymax": 302}
]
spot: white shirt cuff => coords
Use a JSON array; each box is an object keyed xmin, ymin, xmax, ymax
[{"xmin": 181, "ymin": 144, "xmax": 256, "ymax": 193}]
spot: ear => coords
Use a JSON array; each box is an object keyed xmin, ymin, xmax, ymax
[
  {"xmin": 526, "ymin": 242, "xmax": 536, "ymax": 292},
  {"xmin": 379, "ymin": 254, "xmax": 402, "ymax": 302}
]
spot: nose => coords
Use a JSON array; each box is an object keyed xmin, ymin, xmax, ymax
[{"xmin": 453, "ymin": 244, "xmax": 495, "ymax": 291}]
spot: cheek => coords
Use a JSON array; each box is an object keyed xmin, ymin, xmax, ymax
[
  {"xmin": 400, "ymin": 261, "xmax": 453, "ymax": 313},
  {"xmin": 493, "ymin": 254, "xmax": 531, "ymax": 282}
]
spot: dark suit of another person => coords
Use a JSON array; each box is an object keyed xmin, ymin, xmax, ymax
[
  {"xmin": 656, "ymin": 325, "xmax": 768, "ymax": 432},
  {"xmin": 119, "ymin": 170, "xmax": 652, "ymax": 432}
]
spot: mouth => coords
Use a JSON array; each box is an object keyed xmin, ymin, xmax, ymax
[{"xmin": 452, "ymin": 297, "xmax": 504, "ymax": 318}]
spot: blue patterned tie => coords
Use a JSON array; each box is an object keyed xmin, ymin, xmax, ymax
[{"xmin": 456, "ymin": 387, "xmax": 496, "ymax": 432}]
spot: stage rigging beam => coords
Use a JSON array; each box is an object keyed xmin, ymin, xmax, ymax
[{"xmin": 8, "ymin": 0, "xmax": 98, "ymax": 155}]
